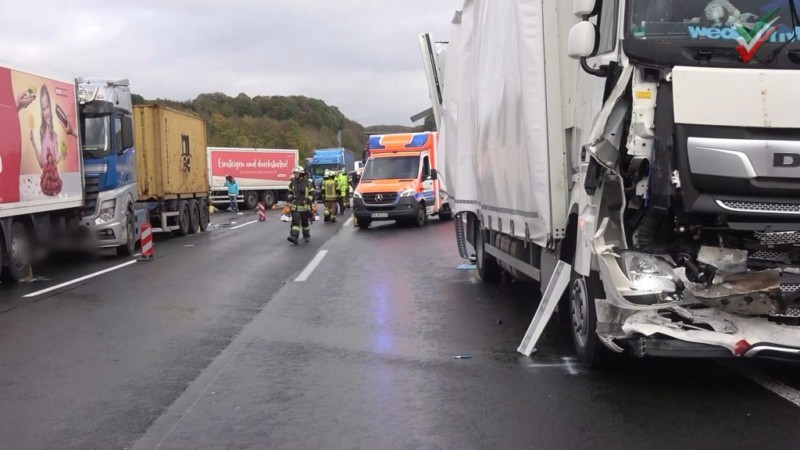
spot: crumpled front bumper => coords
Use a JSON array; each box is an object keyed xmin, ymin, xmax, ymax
[{"xmin": 591, "ymin": 219, "xmax": 800, "ymax": 360}]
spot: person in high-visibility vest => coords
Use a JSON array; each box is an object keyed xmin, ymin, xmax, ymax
[
  {"xmin": 287, "ymin": 166, "xmax": 314, "ymax": 245},
  {"xmin": 321, "ymin": 169, "xmax": 339, "ymax": 223},
  {"xmin": 336, "ymin": 170, "xmax": 348, "ymax": 215}
]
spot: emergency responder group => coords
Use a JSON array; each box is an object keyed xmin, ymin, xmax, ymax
[{"xmin": 286, "ymin": 166, "xmax": 352, "ymax": 244}]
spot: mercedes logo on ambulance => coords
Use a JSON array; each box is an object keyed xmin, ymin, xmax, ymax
[{"xmin": 376, "ymin": 194, "xmax": 384, "ymax": 202}]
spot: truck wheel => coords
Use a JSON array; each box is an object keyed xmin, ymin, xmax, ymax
[
  {"xmin": 414, "ymin": 202, "xmax": 428, "ymax": 228},
  {"xmin": 199, "ymin": 199, "xmax": 210, "ymax": 232},
  {"xmin": 177, "ymin": 201, "xmax": 191, "ymax": 236},
  {"xmin": 189, "ymin": 200, "xmax": 201, "ymax": 234},
  {"xmin": 4, "ymin": 222, "xmax": 32, "ymax": 282},
  {"xmin": 243, "ymin": 192, "xmax": 258, "ymax": 210},
  {"xmin": 262, "ymin": 191, "xmax": 276, "ymax": 209},
  {"xmin": 439, "ymin": 205, "xmax": 453, "ymax": 221},
  {"xmin": 357, "ymin": 219, "xmax": 371, "ymax": 230},
  {"xmin": 475, "ymin": 225, "xmax": 501, "ymax": 283},
  {"xmin": 117, "ymin": 210, "xmax": 137, "ymax": 257},
  {"xmin": 569, "ymin": 268, "xmax": 612, "ymax": 368}
]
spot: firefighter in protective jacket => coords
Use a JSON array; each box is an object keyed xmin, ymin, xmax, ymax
[
  {"xmin": 336, "ymin": 170, "xmax": 349, "ymax": 215},
  {"xmin": 322, "ymin": 169, "xmax": 339, "ymax": 223},
  {"xmin": 287, "ymin": 166, "xmax": 314, "ymax": 245}
]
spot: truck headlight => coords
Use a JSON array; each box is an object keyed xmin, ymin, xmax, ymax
[
  {"xmin": 353, "ymin": 191, "xmax": 362, "ymax": 199},
  {"xmin": 77, "ymin": 86, "xmax": 98, "ymax": 103},
  {"xmin": 620, "ymin": 252, "xmax": 677, "ymax": 294},
  {"xmin": 399, "ymin": 189, "xmax": 415, "ymax": 198},
  {"xmin": 95, "ymin": 199, "xmax": 117, "ymax": 225}
]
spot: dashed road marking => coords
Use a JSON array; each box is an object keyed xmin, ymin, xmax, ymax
[
  {"xmin": 295, "ymin": 250, "xmax": 328, "ymax": 282},
  {"xmin": 231, "ymin": 220, "xmax": 258, "ymax": 230},
  {"xmin": 23, "ymin": 260, "xmax": 138, "ymax": 298},
  {"xmin": 343, "ymin": 217, "xmax": 353, "ymax": 227},
  {"xmin": 720, "ymin": 361, "xmax": 800, "ymax": 408}
]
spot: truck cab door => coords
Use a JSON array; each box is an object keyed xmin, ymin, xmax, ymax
[{"xmin": 421, "ymin": 155, "xmax": 436, "ymax": 213}]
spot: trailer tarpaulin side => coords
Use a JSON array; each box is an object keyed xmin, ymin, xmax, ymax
[
  {"xmin": 443, "ymin": 0, "xmax": 551, "ymax": 246},
  {"xmin": 443, "ymin": 0, "xmax": 478, "ymax": 216}
]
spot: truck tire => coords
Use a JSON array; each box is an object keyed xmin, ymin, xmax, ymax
[
  {"xmin": 569, "ymin": 267, "xmax": 612, "ymax": 369},
  {"xmin": 439, "ymin": 205, "xmax": 453, "ymax": 221},
  {"xmin": 117, "ymin": 209, "xmax": 137, "ymax": 257},
  {"xmin": 177, "ymin": 201, "xmax": 191, "ymax": 236},
  {"xmin": 199, "ymin": 198, "xmax": 210, "ymax": 232},
  {"xmin": 189, "ymin": 200, "xmax": 201, "ymax": 234},
  {"xmin": 357, "ymin": 219, "xmax": 371, "ymax": 230},
  {"xmin": 243, "ymin": 191, "xmax": 258, "ymax": 210},
  {"xmin": 3, "ymin": 222, "xmax": 32, "ymax": 282},
  {"xmin": 475, "ymin": 225, "xmax": 501, "ymax": 283},
  {"xmin": 414, "ymin": 202, "xmax": 428, "ymax": 228},
  {"xmin": 262, "ymin": 191, "xmax": 276, "ymax": 209}
]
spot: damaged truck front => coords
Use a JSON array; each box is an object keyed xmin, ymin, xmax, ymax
[{"xmin": 427, "ymin": 0, "xmax": 800, "ymax": 368}]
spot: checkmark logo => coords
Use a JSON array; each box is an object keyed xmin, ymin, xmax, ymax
[{"xmin": 735, "ymin": 8, "xmax": 781, "ymax": 62}]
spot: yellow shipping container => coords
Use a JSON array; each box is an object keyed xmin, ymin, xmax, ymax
[{"xmin": 134, "ymin": 105, "xmax": 209, "ymax": 201}]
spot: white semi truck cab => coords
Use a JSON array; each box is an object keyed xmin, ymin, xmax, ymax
[{"xmin": 429, "ymin": 0, "xmax": 800, "ymax": 367}]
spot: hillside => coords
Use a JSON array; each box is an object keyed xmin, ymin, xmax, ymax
[{"xmin": 131, "ymin": 92, "xmax": 371, "ymax": 160}]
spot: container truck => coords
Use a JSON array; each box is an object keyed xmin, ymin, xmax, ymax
[
  {"xmin": 425, "ymin": 0, "xmax": 800, "ymax": 367},
  {"xmin": 352, "ymin": 132, "xmax": 452, "ymax": 229},
  {"xmin": 133, "ymin": 105, "xmax": 209, "ymax": 236},
  {"xmin": 208, "ymin": 147, "xmax": 298, "ymax": 210}
]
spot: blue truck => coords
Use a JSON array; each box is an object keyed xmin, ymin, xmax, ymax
[{"xmin": 308, "ymin": 148, "xmax": 355, "ymax": 194}]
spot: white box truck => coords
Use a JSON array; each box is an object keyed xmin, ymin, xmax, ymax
[
  {"xmin": 208, "ymin": 147, "xmax": 298, "ymax": 210},
  {"xmin": 423, "ymin": 0, "xmax": 800, "ymax": 367}
]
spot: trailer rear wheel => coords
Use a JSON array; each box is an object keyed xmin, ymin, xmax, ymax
[
  {"xmin": 189, "ymin": 200, "xmax": 201, "ymax": 234},
  {"xmin": 262, "ymin": 191, "xmax": 276, "ymax": 209},
  {"xmin": 475, "ymin": 225, "xmax": 501, "ymax": 283},
  {"xmin": 243, "ymin": 191, "xmax": 258, "ymax": 210},
  {"xmin": 117, "ymin": 210, "xmax": 137, "ymax": 257},
  {"xmin": 569, "ymin": 268, "xmax": 612, "ymax": 369},
  {"xmin": 3, "ymin": 222, "xmax": 32, "ymax": 282},
  {"xmin": 199, "ymin": 198, "xmax": 210, "ymax": 232},
  {"xmin": 177, "ymin": 201, "xmax": 191, "ymax": 236}
]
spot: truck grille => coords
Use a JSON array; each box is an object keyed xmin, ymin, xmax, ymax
[
  {"xmin": 82, "ymin": 177, "xmax": 101, "ymax": 216},
  {"xmin": 717, "ymin": 200, "xmax": 800, "ymax": 215},
  {"xmin": 363, "ymin": 192, "xmax": 398, "ymax": 206},
  {"xmin": 756, "ymin": 231, "xmax": 800, "ymax": 246},
  {"xmin": 751, "ymin": 250, "xmax": 789, "ymax": 262}
]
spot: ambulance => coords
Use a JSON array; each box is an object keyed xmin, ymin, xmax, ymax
[{"xmin": 353, "ymin": 132, "xmax": 452, "ymax": 229}]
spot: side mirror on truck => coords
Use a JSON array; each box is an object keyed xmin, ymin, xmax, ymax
[
  {"xmin": 567, "ymin": 21, "xmax": 598, "ymax": 59},
  {"xmin": 573, "ymin": 0, "xmax": 599, "ymax": 18},
  {"xmin": 430, "ymin": 169, "xmax": 438, "ymax": 181},
  {"xmin": 121, "ymin": 116, "xmax": 134, "ymax": 150}
]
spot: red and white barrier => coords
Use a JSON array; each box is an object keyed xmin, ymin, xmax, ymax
[
  {"xmin": 257, "ymin": 201, "xmax": 266, "ymax": 221},
  {"xmin": 140, "ymin": 223, "xmax": 154, "ymax": 260}
]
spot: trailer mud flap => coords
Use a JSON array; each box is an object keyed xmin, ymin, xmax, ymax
[
  {"xmin": 518, "ymin": 260, "xmax": 571, "ymax": 356},
  {"xmin": 454, "ymin": 212, "xmax": 470, "ymax": 260}
]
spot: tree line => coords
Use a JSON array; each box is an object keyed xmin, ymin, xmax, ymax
[{"xmin": 131, "ymin": 92, "xmax": 432, "ymax": 160}]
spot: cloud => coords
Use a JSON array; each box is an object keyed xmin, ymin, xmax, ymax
[{"xmin": 0, "ymin": 0, "xmax": 462, "ymax": 125}]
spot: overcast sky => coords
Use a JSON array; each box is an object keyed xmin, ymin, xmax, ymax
[{"xmin": 0, "ymin": 0, "xmax": 461, "ymax": 126}]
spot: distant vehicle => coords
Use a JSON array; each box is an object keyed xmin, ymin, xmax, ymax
[
  {"xmin": 207, "ymin": 147, "xmax": 298, "ymax": 210},
  {"xmin": 308, "ymin": 148, "xmax": 355, "ymax": 193},
  {"xmin": 352, "ymin": 132, "xmax": 452, "ymax": 229}
]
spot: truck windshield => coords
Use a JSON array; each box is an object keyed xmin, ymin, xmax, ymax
[
  {"xmin": 361, "ymin": 156, "xmax": 420, "ymax": 181},
  {"xmin": 312, "ymin": 164, "xmax": 339, "ymax": 175},
  {"xmin": 627, "ymin": 0, "xmax": 800, "ymax": 63},
  {"xmin": 81, "ymin": 116, "xmax": 111, "ymax": 159}
]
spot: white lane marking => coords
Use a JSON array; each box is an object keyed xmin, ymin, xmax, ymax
[
  {"xmin": 343, "ymin": 216, "xmax": 353, "ymax": 227},
  {"xmin": 295, "ymin": 250, "xmax": 328, "ymax": 282},
  {"xmin": 720, "ymin": 361, "xmax": 800, "ymax": 408},
  {"xmin": 231, "ymin": 220, "xmax": 258, "ymax": 230},
  {"xmin": 23, "ymin": 260, "xmax": 138, "ymax": 298}
]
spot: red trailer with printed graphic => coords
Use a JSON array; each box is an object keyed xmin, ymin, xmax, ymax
[
  {"xmin": 207, "ymin": 147, "xmax": 298, "ymax": 210},
  {"xmin": 0, "ymin": 65, "xmax": 84, "ymax": 282}
]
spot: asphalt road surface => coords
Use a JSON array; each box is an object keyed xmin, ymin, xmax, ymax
[{"xmin": 1, "ymin": 207, "xmax": 799, "ymax": 450}]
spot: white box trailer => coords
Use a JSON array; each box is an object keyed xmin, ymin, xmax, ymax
[
  {"xmin": 428, "ymin": 0, "xmax": 800, "ymax": 368},
  {"xmin": 207, "ymin": 147, "xmax": 298, "ymax": 210}
]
